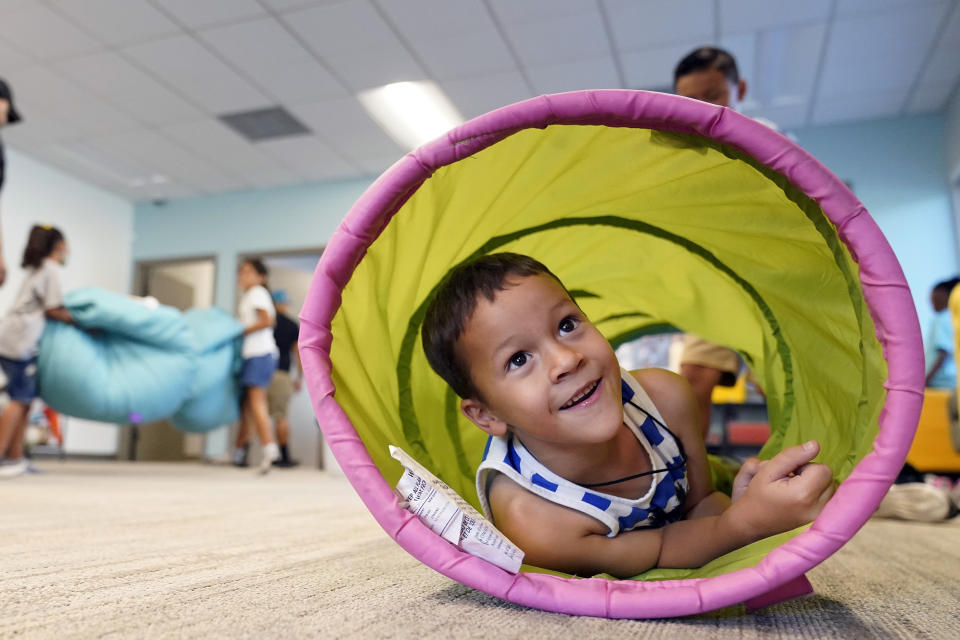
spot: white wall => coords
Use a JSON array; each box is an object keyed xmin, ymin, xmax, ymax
[{"xmin": 1, "ymin": 147, "xmax": 134, "ymax": 456}]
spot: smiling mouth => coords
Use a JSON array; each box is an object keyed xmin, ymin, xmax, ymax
[{"xmin": 560, "ymin": 379, "xmax": 601, "ymax": 410}]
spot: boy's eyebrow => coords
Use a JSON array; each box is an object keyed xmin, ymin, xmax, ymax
[{"xmin": 490, "ymin": 298, "xmax": 572, "ymax": 359}]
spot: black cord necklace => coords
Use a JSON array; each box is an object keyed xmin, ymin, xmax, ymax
[{"xmin": 579, "ymin": 399, "xmax": 687, "ymax": 489}]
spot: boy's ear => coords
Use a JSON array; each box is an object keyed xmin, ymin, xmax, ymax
[{"xmin": 461, "ymin": 398, "xmax": 508, "ymax": 437}]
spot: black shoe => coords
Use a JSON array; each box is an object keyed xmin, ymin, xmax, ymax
[
  {"xmin": 272, "ymin": 458, "xmax": 300, "ymax": 468},
  {"xmin": 232, "ymin": 447, "xmax": 249, "ymax": 468}
]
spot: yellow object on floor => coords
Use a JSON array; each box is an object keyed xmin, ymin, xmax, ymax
[
  {"xmin": 905, "ymin": 389, "xmax": 960, "ymax": 472},
  {"xmin": 712, "ymin": 373, "xmax": 748, "ymax": 404}
]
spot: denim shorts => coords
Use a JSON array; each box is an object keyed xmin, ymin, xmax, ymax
[
  {"xmin": 241, "ymin": 354, "xmax": 277, "ymax": 388},
  {"xmin": 0, "ymin": 355, "xmax": 38, "ymax": 403}
]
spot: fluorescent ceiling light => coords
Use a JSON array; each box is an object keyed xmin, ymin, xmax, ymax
[{"xmin": 358, "ymin": 81, "xmax": 464, "ymax": 150}]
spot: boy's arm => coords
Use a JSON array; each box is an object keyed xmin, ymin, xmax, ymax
[{"xmin": 489, "ymin": 442, "xmax": 832, "ymax": 579}]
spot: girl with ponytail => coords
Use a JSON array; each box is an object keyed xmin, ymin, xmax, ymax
[{"xmin": 0, "ymin": 225, "xmax": 72, "ymax": 479}]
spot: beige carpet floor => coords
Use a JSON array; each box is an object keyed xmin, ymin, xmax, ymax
[{"xmin": 1, "ymin": 461, "xmax": 958, "ymax": 639}]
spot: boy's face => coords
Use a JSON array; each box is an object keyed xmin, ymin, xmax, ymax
[
  {"xmin": 458, "ymin": 274, "xmax": 623, "ymax": 450},
  {"xmin": 675, "ymin": 69, "xmax": 746, "ymax": 109}
]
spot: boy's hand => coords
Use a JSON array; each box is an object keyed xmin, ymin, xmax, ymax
[
  {"xmin": 731, "ymin": 457, "xmax": 764, "ymax": 502},
  {"xmin": 726, "ymin": 441, "xmax": 834, "ymax": 539}
]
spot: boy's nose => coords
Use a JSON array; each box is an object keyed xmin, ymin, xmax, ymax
[{"xmin": 549, "ymin": 343, "xmax": 584, "ymax": 383}]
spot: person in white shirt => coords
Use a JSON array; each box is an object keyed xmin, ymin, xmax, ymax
[
  {"xmin": 234, "ymin": 258, "xmax": 280, "ymax": 473},
  {"xmin": 0, "ymin": 225, "xmax": 72, "ymax": 479}
]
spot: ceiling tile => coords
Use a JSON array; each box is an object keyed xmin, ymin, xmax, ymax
[
  {"xmin": 199, "ymin": 17, "xmax": 347, "ymax": 101},
  {"xmin": 281, "ymin": 1, "xmax": 405, "ymax": 56},
  {"xmin": 620, "ymin": 41, "xmax": 706, "ymax": 91},
  {"xmin": 527, "ymin": 57, "xmax": 622, "ymax": 94},
  {"xmin": 49, "ymin": 0, "xmax": 181, "ymax": 47},
  {"xmin": 377, "ymin": 0, "xmax": 494, "ymax": 39},
  {"xmin": 153, "ymin": 0, "xmax": 267, "ymax": 29},
  {"xmin": 0, "ymin": 66, "xmax": 141, "ymax": 138},
  {"xmin": 812, "ymin": 88, "xmax": 908, "ymax": 124},
  {"xmin": 257, "ymin": 135, "xmax": 362, "ymax": 181},
  {"xmin": 238, "ymin": 166, "xmax": 307, "ymax": 190},
  {"xmin": 258, "ymin": 0, "xmax": 345, "ymax": 12},
  {"xmin": 719, "ymin": 0, "xmax": 832, "ymax": 32},
  {"xmin": 161, "ymin": 119, "xmax": 285, "ymax": 176},
  {"xmin": 409, "ymin": 29, "xmax": 517, "ymax": 81},
  {"xmin": 836, "ymin": 0, "xmax": 949, "ymax": 17},
  {"xmin": 912, "ymin": 5, "xmax": 960, "ymax": 86},
  {"xmin": 905, "ymin": 82, "xmax": 958, "ymax": 113},
  {"xmin": 0, "ymin": 4, "xmax": 103, "ymax": 60},
  {"xmin": 747, "ymin": 23, "xmax": 826, "ymax": 107},
  {"xmin": 0, "ymin": 38, "xmax": 36, "ymax": 70},
  {"xmin": 440, "ymin": 70, "xmax": 533, "ymax": 120},
  {"xmin": 488, "ymin": 0, "xmax": 589, "ymax": 24},
  {"xmin": 818, "ymin": 4, "xmax": 946, "ymax": 96},
  {"xmin": 321, "ymin": 47, "xmax": 429, "ymax": 91},
  {"xmin": 53, "ymin": 138, "xmax": 154, "ymax": 186},
  {"xmin": 604, "ymin": 0, "xmax": 714, "ymax": 52},
  {"xmin": 55, "ymin": 51, "xmax": 206, "ymax": 126},
  {"xmin": 718, "ymin": 32, "xmax": 755, "ymax": 90},
  {"xmin": 743, "ymin": 102, "xmax": 809, "ymax": 129},
  {"xmin": 123, "ymin": 34, "xmax": 272, "ymax": 113},
  {"xmin": 500, "ymin": 9, "xmax": 611, "ymax": 67},
  {"xmin": 286, "ymin": 98, "xmax": 405, "ymax": 166}
]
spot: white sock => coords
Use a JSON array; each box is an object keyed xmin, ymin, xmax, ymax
[{"xmin": 262, "ymin": 442, "xmax": 280, "ymax": 462}]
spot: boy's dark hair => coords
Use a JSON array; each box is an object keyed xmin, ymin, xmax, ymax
[
  {"xmin": 22, "ymin": 224, "xmax": 64, "ymax": 269},
  {"xmin": 674, "ymin": 47, "xmax": 740, "ymax": 87},
  {"xmin": 422, "ymin": 253, "xmax": 566, "ymax": 400}
]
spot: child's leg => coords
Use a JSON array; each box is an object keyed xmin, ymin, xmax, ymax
[
  {"xmin": 5, "ymin": 409, "xmax": 30, "ymax": 460},
  {"xmin": 0, "ymin": 401, "xmax": 29, "ymax": 458},
  {"xmin": 247, "ymin": 386, "xmax": 274, "ymax": 446},
  {"xmin": 248, "ymin": 386, "xmax": 279, "ymax": 473},
  {"xmin": 235, "ymin": 395, "xmax": 253, "ymax": 449}
]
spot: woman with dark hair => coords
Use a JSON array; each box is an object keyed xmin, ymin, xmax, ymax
[
  {"xmin": 233, "ymin": 257, "xmax": 280, "ymax": 474},
  {"xmin": 0, "ymin": 225, "xmax": 71, "ymax": 479}
]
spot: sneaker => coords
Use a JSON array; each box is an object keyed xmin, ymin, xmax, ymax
[
  {"xmin": 272, "ymin": 458, "xmax": 300, "ymax": 468},
  {"xmin": 0, "ymin": 458, "xmax": 29, "ymax": 479},
  {"xmin": 232, "ymin": 446, "xmax": 249, "ymax": 468},
  {"xmin": 874, "ymin": 482, "xmax": 953, "ymax": 522},
  {"xmin": 259, "ymin": 443, "xmax": 280, "ymax": 475}
]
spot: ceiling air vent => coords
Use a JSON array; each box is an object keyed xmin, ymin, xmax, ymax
[{"xmin": 218, "ymin": 106, "xmax": 311, "ymax": 141}]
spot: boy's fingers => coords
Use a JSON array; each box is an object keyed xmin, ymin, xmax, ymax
[{"xmin": 758, "ymin": 441, "xmax": 820, "ymax": 481}]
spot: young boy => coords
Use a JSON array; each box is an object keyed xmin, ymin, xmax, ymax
[{"xmin": 422, "ymin": 253, "xmax": 834, "ymax": 578}]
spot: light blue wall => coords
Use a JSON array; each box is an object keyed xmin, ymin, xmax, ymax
[
  {"xmin": 132, "ymin": 177, "xmax": 373, "ymax": 310},
  {"xmin": 791, "ymin": 114, "xmax": 957, "ymax": 338}
]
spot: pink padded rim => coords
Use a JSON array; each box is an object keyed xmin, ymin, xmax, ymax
[{"xmin": 298, "ymin": 90, "xmax": 924, "ymax": 618}]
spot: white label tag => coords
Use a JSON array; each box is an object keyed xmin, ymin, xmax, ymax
[{"xmin": 390, "ymin": 445, "xmax": 524, "ymax": 573}]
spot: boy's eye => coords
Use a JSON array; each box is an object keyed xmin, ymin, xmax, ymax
[
  {"xmin": 558, "ymin": 316, "xmax": 579, "ymax": 335},
  {"xmin": 507, "ymin": 352, "xmax": 528, "ymax": 370}
]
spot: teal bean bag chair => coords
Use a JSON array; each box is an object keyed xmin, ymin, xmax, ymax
[
  {"xmin": 170, "ymin": 308, "xmax": 244, "ymax": 433},
  {"xmin": 38, "ymin": 288, "xmax": 243, "ymax": 431}
]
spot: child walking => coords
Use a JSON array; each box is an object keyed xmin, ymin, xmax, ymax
[
  {"xmin": 234, "ymin": 258, "xmax": 280, "ymax": 474},
  {"xmin": 0, "ymin": 225, "xmax": 71, "ymax": 479}
]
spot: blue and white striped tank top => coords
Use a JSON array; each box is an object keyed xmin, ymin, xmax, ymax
[{"xmin": 475, "ymin": 368, "xmax": 689, "ymax": 537}]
